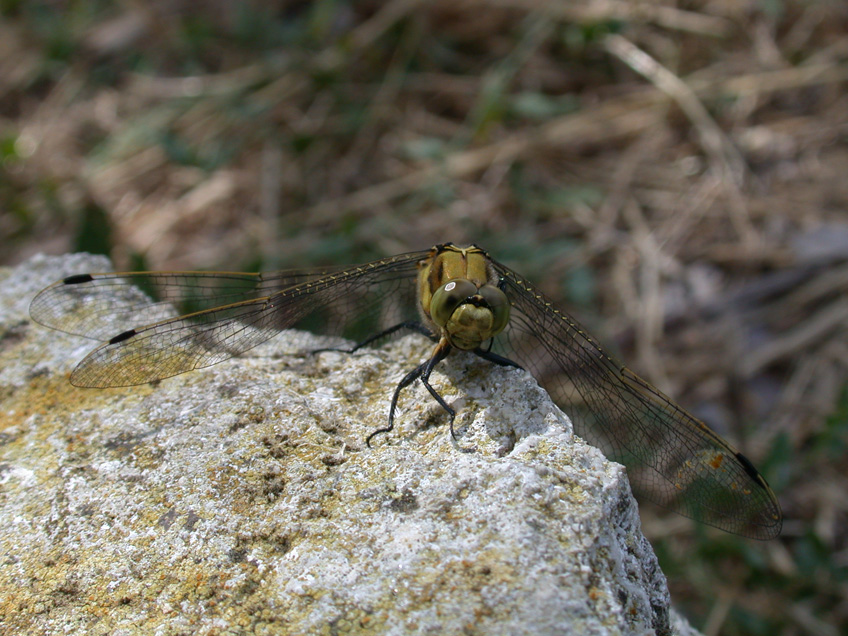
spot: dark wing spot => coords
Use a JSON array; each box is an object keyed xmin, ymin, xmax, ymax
[
  {"xmin": 109, "ymin": 329, "xmax": 137, "ymax": 344},
  {"xmin": 63, "ymin": 274, "xmax": 94, "ymax": 285}
]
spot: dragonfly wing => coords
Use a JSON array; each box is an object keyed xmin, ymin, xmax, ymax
[
  {"xmin": 70, "ymin": 297, "xmax": 283, "ymax": 387},
  {"xmin": 491, "ymin": 260, "xmax": 782, "ymax": 539},
  {"xmin": 62, "ymin": 251, "xmax": 428, "ymax": 388},
  {"xmin": 29, "ymin": 269, "xmax": 352, "ymax": 342}
]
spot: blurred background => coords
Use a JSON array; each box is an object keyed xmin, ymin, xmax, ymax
[{"xmin": 2, "ymin": 1, "xmax": 847, "ymax": 633}]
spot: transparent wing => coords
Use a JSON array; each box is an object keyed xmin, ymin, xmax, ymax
[
  {"xmin": 31, "ymin": 246, "xmax": 782, "ymax": 538},
  {"xmin": 491, "ymin": 259, "xmax": 782, "ymax": 539},
  {"xmin": 29, "ymin": 268, "xmax": 349, "ymax": 341},
  {"xmin": 31, "ymin": 252, "xmax": 428, "ymax": 388}
]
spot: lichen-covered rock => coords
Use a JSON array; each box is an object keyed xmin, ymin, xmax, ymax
[{"xmin": 0, "ymin": 254, "xmax": 701, "ymax": 635}]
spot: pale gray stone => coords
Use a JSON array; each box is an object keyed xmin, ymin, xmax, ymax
[{"xmin": 0, "ymin": 253, "xmax": 702, "ymax": 635}]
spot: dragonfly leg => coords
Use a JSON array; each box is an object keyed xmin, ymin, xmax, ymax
[
  {"xmin": 473, "ymin": 348, "xmax": 523, "ymax": 370},
  {"xmin": 366, "ymin": 339, "xmax": 453, "ymax": 447},
  {"xmin": 366, "ymin": 360, "xmax": 426, "ymax": 447},
  {"xmin": 418, "ymin": 342, "xmax": 458, "ymax": 438},
  {"xmin": 314, "ymin": 321, "xmax": 435, "ymax": 355}
]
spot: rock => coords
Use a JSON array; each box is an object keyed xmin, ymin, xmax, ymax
[{"xmin": 0, "ymin": 254, "xmax": 701, "ymax": 635}]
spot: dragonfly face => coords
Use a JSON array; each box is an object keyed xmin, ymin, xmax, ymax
[
  {"xmin": 29, "ymin": 242, "xmax": 782, "ymax": 539},
  {"xmin": 417, "ymin": 244, "xmax": 510, "ymax": 351}
]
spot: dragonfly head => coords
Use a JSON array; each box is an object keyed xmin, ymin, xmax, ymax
[{"xmin": 429, "ymin": 278, "xmax": 510, "ymax": 350}]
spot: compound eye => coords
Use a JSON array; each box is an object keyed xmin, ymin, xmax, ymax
[
  {"xmin": 478, "ymin": 284, "xmax": 510, "ymax": 335},
  {"xmin": 430, "ymin": 279, "xmax": 477, "ymax": 327}
]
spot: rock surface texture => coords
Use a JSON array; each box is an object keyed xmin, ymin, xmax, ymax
[{"xmin": 0, "ymin": 254, "xmax": 702, "ymax": 635}]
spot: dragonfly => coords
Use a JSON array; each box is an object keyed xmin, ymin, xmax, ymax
[{"xmin": 30, "ymin": 242, "xmax": 782, "ymax": 539}]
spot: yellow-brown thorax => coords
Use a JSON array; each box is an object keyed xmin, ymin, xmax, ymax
[{"xmin": 417, "ymin": 244, "xmax": 510, "ymax": 350}]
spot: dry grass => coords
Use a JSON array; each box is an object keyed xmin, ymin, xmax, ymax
[{"xmin": 3, "ymin": 1, "xmax": 848, "ymax": 633}]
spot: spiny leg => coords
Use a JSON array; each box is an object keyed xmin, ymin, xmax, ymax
[
  {"xmin": 418, "ymin": 341, "xmax": 458, "ymax": 438},
  {"xmin": 366, "ymin": 339, "xmax": 453, "ymax": 447},
  {"xmin": 473, "ymin": 347, "xmax": 523, "ymax": 370},
  {"xmin": 313, "ymin": 321, "xmax": 435, "ymax": 355},
  {"xmin": 365, "ymin": 360, "xmax": 427, "ymax": 447}
]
